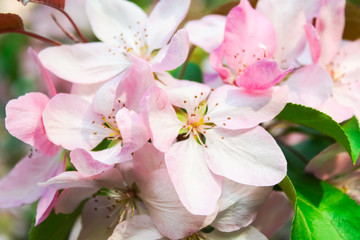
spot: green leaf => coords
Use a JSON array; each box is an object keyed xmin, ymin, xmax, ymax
[
  {"xmin": 279, "ymin": 143, "xmax": 360, "ymax": 240},
  {"xmin": 29, "ymin": 204, "xmax": 83, "ymax": 240},
  {"xmin": 170, "ymin": 62, "xmax": 203, "ymax": 83},
  {"xmin": 276, "ymin": 103, "xmax": 360, "ymax": 163},
  {"xmin": 342, "ymin": 116, "xmax": 360, "ymax": 162},
  {"xmin": 91, "ymin": 138, "xmax": 119, "ymax": 151}
]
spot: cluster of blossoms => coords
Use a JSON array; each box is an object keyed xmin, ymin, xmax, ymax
[{"xmin": 0, "ymin": 0, "xmax": 360, "ymax": 239}]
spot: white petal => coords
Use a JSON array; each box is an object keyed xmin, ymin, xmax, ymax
[
  {"xmin": 205, "ymin": 127, "xmax": 287, "ymax": 186},
  {"xmin": 43, "ymin": 93, "xmax": 113, "ymax": 150},
  {"xmin": 185, "ymin": 14, "xmax": 226, "ymax": 53},
  {"xmin": 39, "ymin": 43, "xmax": 130, "ymax": 83},
  {"xmin": 146, "ymin": 0, "xmax": 191, "ymax": 52},
  {"xmin": 207, "ymin": 226, "xmax": 268, "ymax": 240},
  {"xmin": 86, "ymin": 0, "xmax": 147, "ymax": 46},
  {"xmin": 109, "ymin": 215, "xmax": 164, "ymax": 240},
  {"xmin": 212, "ymin": 179, "xmax": 272, "ymax": 232},
  {"xmin": 165, "ymin": 138, "xmax": 222, "ymax": 215}
]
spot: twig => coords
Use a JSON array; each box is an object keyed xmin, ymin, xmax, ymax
[{"xmin": 51, "ymin": 14, "xmax": 79, "ymax": 43}]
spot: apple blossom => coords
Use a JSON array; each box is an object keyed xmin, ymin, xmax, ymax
[
  {"xmin": 141, "ymin": 82, "xmax": 287, "ymax": 215},
  {"xmin": 38, "ymin": 0, "xmax": 190, "ymax": 84}
]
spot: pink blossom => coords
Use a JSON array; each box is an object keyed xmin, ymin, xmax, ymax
[
  {"xmin": 42, "ymin": 93, "xmax": 149, "ymax": 165},
  {"xmin": 141, "ymin": 82, "xmax": 287, "ymax": 215}
]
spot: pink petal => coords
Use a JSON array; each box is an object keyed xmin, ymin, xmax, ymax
[
  {"xmin": 205, "ymin": 127, "xmax": 287, "ymax": 186},
  {"xmin": 165, "ymin": 138, "xmax": 222, "ymax": 215},
  {"xmin": 86, "ymin": 0, "xmax": 147, "ymax": 45},
  {"xmin": 209, "ymin": 45, "xmax": 232, "ymax": 83},
  {"xmin": 123, "ymin": 56, "xmax": 156, "ymax": 112},
  {"xmin": 35, "ymin": 187, "xmax": 59, "ymax": 226},
  {"xmin": 108, "ymin": 215, "xmax": 163, "ymax": 240},
  {"xmin": 43, "ymin": 93, "xmax": 113, "ymax": 150},
  {"xmin": 71, "ymin": 82, "xmax": 106, "ymax": 103},
  {"xmin": 185, "ymin": 15, "xmax": 226, "ymax": 53},
  {"xmin": 116, "ymin": 108, "xmax": 149, "ymax": 158},
  {"xmin": 141, "ymin": 87, "xmax": 183, "ymax": 152},
  {"xmin": 92, "ymin": 75, "xmax": 124, "ymax": 115},
  {"xmin": 28, "ymin": 48, "xmax": 57, "ymax": 97},
  {"xmin": 257, "ymin": 0, "xmax": 307, "ymax": 68},
  {"xmin": 70, "ymin": 149, "xmax": 113, "ymax": 177},
  {"xmin": 316, "ymin": 0, "xmax": 346, "ymax": 64},
  {"xmin": 151, "ymin": 29, "xmax": 189, "ymax": 72},
  {"xmin": 252, "ymin": 191, "xmax": 294, "ymax": 238},
  {"xmin": 286, "ymin": 64, "xmax": 333, "ymax": 107},
  {"xmin": 55, "ymin": 188, "xmax": 98, "ymax": 214},
  {"xmin": 44, "ymin": 168, "xmax": 124, "ymax": 190},
  {"xmin": 304, "ymin": 23, "xmax": 322, "ymax": 63},
  {"xmin": 39, "ymin": 43, "xmax": 130, "ymax": 84},
  {"xmin": 5, "ymin": 92, "xmax": 59, "ymax": 156},
  {"xmin": 146, "ymin": 0, "xmax": 191, "ymax": 52},
  {"xmin": 133, "ymin": 143, "xmax": 215, "ymax": 239},
  {"xmin": 222, "ymin": 0, "xmax": 276, "ymax": 69},
  {"xmin": 212, "ymin": 179, "xmax": 272, "ymax": 232},
  {"xmin": 0, "ymin": 151, "xmax": 63, "ymax": 208},
  {"xmin": 305, "ymin": 143, "xmax": 358, "ymax": 180},
  {"xmin": 235, "ymin": 59, "xmax": 292, "ymax": 90},
  {"xmin": 207, "ymin": 85, "xmax": 288, "ymax": 129}
]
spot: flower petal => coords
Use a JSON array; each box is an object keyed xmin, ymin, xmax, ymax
[
  {"xmin": 286, "ymin": 64, "xmax": 333, "ymax": 107},
  {"xmin": 108, "ymin": 215, "xmax": 163, "ymax": 240},
  {"xmin": 43, "ymin": 93, "xmax": 113, "ymax": 150},
  {"xmin": 165, "ymin": 80, "xmax": 211, "ymax": 114},
  {"xmin": 235, "ymin": 59, "xmax": 292, "ymax": 91},
  {"xmin": 257, "ymin": 0, "xmax": 307, "ymax": 68},
  {"xmin": 0, "ymin": 151, "xmax": 63, "ymax": 208},
  {"xmin": 70, "ymin": 149, "xmax": 113, "ymax": 177},
  {"xmin": 305, "ymin": 143, "xmax": 357, "ymax": 180},
  {"xmin": 252, "ymin": 191, "xmax": 293, "ymax": 238},
  {"xmin": 123, "ymin": 56, "xmax": 156, "ymax": 112},
  {"xmin": 116, "ymin": 108, "xmax": 149, "ymax": 158},
  {"xmin": 316, "ymin": 0, "xmax": 346, "ymax": 64},
  {"xmin": 39, "ymin": 43, "xmax": 130, "ymax": 83},
  {"xmin": 185, "ymin": 14, "xmax": 226, "ymax": 53},
  {"xmin": 165, "ymin": 138, "xmax": 222, "ymax": 215},
  {"xmin": 5, "ymin": 92, "xmax": 59, "ymax": 155},
  {"xmin": 35, "ymin": 187, "xmax": 59, "ymax": 226},
  {"xmin": 134, "ymin": 143, "xmax": 215, "ymax": 239},
  {"xmin": 86, "ymin": 0, "xmax": 147, "ymax": 45},
  {"xmin": 212, "ymin": 179, "xmax": 272, "ymax": 232},
  {"xmin": 79, "ymin": 196, "xmax": 121, "ymax": 240},
  {"xmin": 146, "ymin": 0, "xmax": 191, "ymax": 52},
  {"xmin": 207, "ymin": 226, "xmax": 268, "ymax": 240},
  {"xmin": 151, "ymin": 29, "xmax": 189, "ymax": 72},
  {"xmin": 304, "ymin": 23, "xmax": 322, "ymax": 63},
  {"xmin": 222, "ymin": 0, "xmax": 276, "ymax": 69},
  {"xmin": 55, "ymin": 188, "xmax": 98, "ymax": 214},
  {"xmin": 141, "ymin": 87, "xmax": 183, "ymax": 152},
  {"xmin": 207, "ymin": 85, "xmax": 288, "ymax": 129},
  {"xmin": 205, "ymin": 127, "xmax": 287, "ymax": 186}
]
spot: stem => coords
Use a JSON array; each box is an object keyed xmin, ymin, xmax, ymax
[
  {"xmin": 59, "ymin": 9, "xmax": 87, "ymax": 43},
  {"xmin": 178, "ymin": 45, "xmax": 196, "ymax": 79},
  {"xmin": 51, "ymin": 14, "xmax": 79, "ymax": 43},
  {"xmin": 279, "ymin": 176, "xmax": 297, "ymax": 209},
  {"xmin": 0, "ymin": 30, "xmax": 61, "ymax": 46}
]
